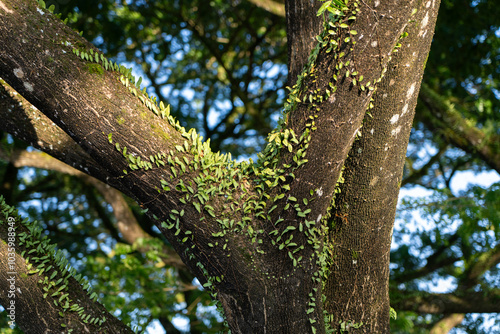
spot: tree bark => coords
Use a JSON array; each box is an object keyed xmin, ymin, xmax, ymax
[
  {"xmin": 326, "ymin": 0, "xmax": 440, "ymax": 331},
  {"xmin": 0, "ymin": 0, "xmax": 441, "ymax": 333},
  {"xmin": 0, "ymin": 79, "xmax": 106, "ymax": 179},
  {"xmin": 286, "ymin": 0, "xmax": 441, "ymax": 332}
]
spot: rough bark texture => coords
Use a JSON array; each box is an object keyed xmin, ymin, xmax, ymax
[
  {"xmin": 0, "ymin": 80, "xmax": 105, "ymax": 179},
  {"xmin": 322, "ymin": 1, "xmax": 441, "ymax": 332},
  {"xmin": 285, "ymin": 0, "xmax": 323, "ymax": 87},
  {"xmin": 285, "ymin": 0, "xmax": 440, "ymax": 331},
  {"xmin": 0, "ymin": 0, "xmax": 441, "ymax": 333}
]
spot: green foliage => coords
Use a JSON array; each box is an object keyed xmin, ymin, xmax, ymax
[
  {"xmin": 83, "ymin": 238, "xmax": 222, "ymax": 333},
  {"xmin": 390, "ymin": 311, "xmax": 431, "ymax": 334},
  {"xmin": 56, "ymin": 0, "xmax": 288, "ymax": 157},
  {"xmin": 0, "ymin": 137, "xmax": 224, "ymax": 332},
  {"xmin": 0, "ymin": 196, "xmax": 107, "ymax": 329}
]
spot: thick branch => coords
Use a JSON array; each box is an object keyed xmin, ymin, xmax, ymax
[
  {"xmin": 0, "ymin": 200, "xmax": 133, "ymax": 333},
  {"xmin": 323, "ymin": 1, "xmax": 440, "ymax": 332},
  {"xmin": 0, "ymin": 80, "xmax": 110, "ymax": 181},
  {"xmin": 0, "ymin": 147, "xmax": 186, "ymax": 269},
  {"xmin": 248, "ymin": 0, "xmax": 285, "ymax": 17},
  {"xmin": 418, "ymin": 83, "xmax": 500, "ymax": 174},
  {"xmin": 393, "ymin": 290, "xmax": 500, "ymax": 314},
  {"xmin": 0, "ymin": 0, "xmax": 216, "ymax": 280},
  {"xmin": 429, "ymin": 314, "xmax": 465, "ymax": 334}
]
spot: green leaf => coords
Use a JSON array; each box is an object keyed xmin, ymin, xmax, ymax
[
  {"xmin": 317, "ymin": 1, "xmax": 332, "ymax": 16},
  {"xmin": 390, "ymin": 307, "xmax": 397, "ymax": 320}
]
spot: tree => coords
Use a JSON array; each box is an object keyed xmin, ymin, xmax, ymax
[{"xmin": 1, "ymin": 0, "xmax": 495, "ymax": 333}]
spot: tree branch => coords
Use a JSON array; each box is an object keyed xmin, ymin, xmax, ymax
[
  {"xmin": 0, "ymin": 199, "xmax": 134, "ymax": 333},
  {"xmin": 0, "ymin": 80, "xmax": 110, "ymax": 182},
  {"xmin": 247, "ymin": 0, "xmax": 285, "ymax": 17},
  {"xmin": 429, "ymin": 314, "xmax": 465, "ymax": 334},
  {"xmin": 418, "ymin": 83, "xmax": 500, "ymax": 174},
  {"xmin": 393, "ymin": 290, "xmax": 500, "ymax": 314},
  {"xmin": 322, "ymin": 0, "xmax": 441, "ymax": 330}
]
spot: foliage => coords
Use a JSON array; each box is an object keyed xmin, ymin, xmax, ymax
[{"xmin": 54, "ymin": 0, "xmax": 288, "ymax": 157}]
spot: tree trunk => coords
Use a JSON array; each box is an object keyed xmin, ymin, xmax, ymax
[
  {"xmin": 0, "ymin": 0, "xmax": 441, "ymax": 333},
  {"xmin": 286, "ymin": 0, "xmax": 441, "ymax": 332},
  {"xmin": 322, "ymin": 1, "xmax": 441, "ymax": 332}
]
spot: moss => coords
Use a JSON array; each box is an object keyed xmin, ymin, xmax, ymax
[
  {"xmin": 85, "ymin": 63, "xmax": 103, "ymax": 75},
  {"xmin": 152, "ymin": 126, "xmax": 170, "ymax": 141},
  {"xmin": 140, "ymin": 111, "xmax": 149, "ymax": 119}
]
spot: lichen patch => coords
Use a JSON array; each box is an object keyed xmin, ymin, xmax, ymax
[
  {"xmin": 401, "ymin": 103, "xmax": 409, "ymax": 116},
  {"xmin": 406, "ymin": 83, "xmax": 416, "ymax": 99},
  {"xmin": 419, "ymin": 12, "xmax": 430, "ymax": 37},
  {"xmin": 23, "ymin": 82, "xmax": 34, "ymax": 92},
  {"xmin": 390, "ymin": 114, "xmax": 399, "ymax": 124},
  {"xmin": 0, "ymin": 1, "xmax": 13, "ymax": 14},
  {"xmin": 369, "ymin": 176, "xmax": 379, "ymax": 187},
  {"xmin": 391, "ymin": 125, "xmax": 401, "ymax": 136},
  {"xmin": 13, "ymin": 68, "xmax": 24, "ymax": 78}
]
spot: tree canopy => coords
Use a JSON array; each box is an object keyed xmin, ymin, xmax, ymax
[{"xmin": 0, "ymin": 0, "xmax": 499, "ymax": 333}]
